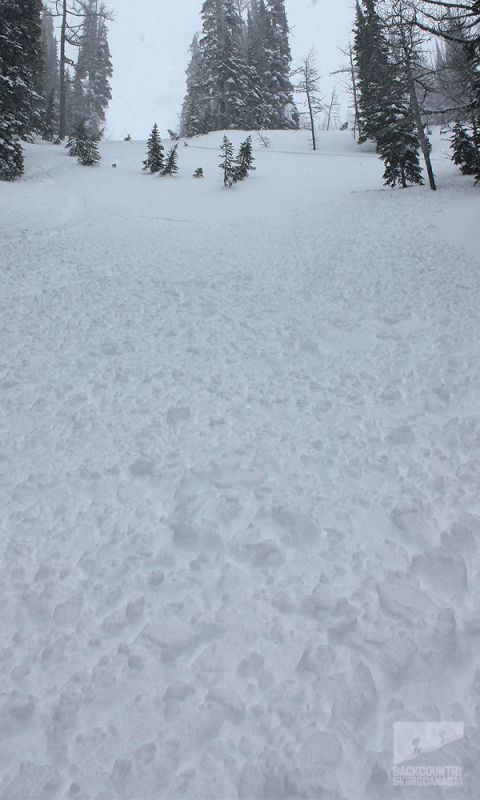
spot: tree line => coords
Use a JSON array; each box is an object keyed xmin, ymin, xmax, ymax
[
  {"xmin": 0, "ymin": 0, "xmax": 112, "ymax": 181},
  {"xmin": 350, "ymin": 0, "xmax": 479, "ymax": 188},
  {"xmin": 180, "ymin": 0, "xmax": 299, "ymax": 136}
]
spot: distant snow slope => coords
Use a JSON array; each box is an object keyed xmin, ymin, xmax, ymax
[{"xmin": 0, "ymin": 130, "xmax": 479, "ymax": 800}]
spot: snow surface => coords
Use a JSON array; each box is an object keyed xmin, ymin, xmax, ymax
[{"xmin": 0, "ymin": 129, "xmax": 479, "ymax": 800}]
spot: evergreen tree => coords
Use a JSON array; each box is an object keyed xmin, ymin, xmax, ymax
[
  {"xmin": 443, "ymin": 14, "xmax": 474, "ymax": 112},
  {"xmin": 354, "ymin": 0, "xmax": 424, "ymax": 188},
  {"xmin": 66, "ymin": 120, "xmax": 87, "ymax": 157},
  {"xmin": 219, "ymin": 135, "xmax": 236, "ymax": 187},
  {"xmin": 263, "ymin": 0, "xmax": 299, "ymax": 128},
  {"xmin": 162, "ymin": 145, "xmax": 179, "ymax": 176},
  {"xmin": 354, "ymin": 0, "xmax": 393, "ymax": 145},
  {"xmin": 451, "ymin": 121, "xmax": 479, "ymax": 174},
  {"xmin": 0, "ymin": 0, "xmax": 43, "ymax": 180},
  {"xmin": 193, "ymin": 167, "xmax": 204, "ymax": 177},
  {"xmin": 181, "ymin": 35, "xmax": 206, "ymax": 136},
  {"xmin": 143, "ymin": 124, "xmax": 164, "ymax": 173},
  {"xmin": 40, "ymin": 5, "xmax": 58, "ymax": 140},
  {"xmin": 77, "ymin": 135, "xmax": 101, "ymax": 166},
  {"xmin": 73, "ymin": 0, "xmax": 112, "ymax": 139},
  {"xmin": 42, "ymin": 90, "xmax": 56, "ymax": 141},
  {"xmin": 199, "ymin": 0, "xmax": 253, "ymax": 131},
  {"xmin": 234, "ymin": 135, "xmax": 256, "ymax": 179},
  {"xmin": 64, "ymin": 68, "xmax": 75, "ymax": 137},
  {"xmin": 180, "ymin": 0, "xmax": 298, "ymax": 132},
  {"xmin": 378, "ymin": 99, "xmax": 424, "ymax": 188}
]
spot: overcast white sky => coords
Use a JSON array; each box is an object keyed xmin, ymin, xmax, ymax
[{"xmin": 89, "ymin": 0, "xmax": 356, "ymax": 138}]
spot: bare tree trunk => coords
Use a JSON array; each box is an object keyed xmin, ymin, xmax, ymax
[
  {"xmin": 306, "ymin": 89, "xmax": 316, "ymax": 150},
  {"xmin": 349, "ymin": 46, "xmax": 360, "ymax": 139},
  {"xmin": 398, "ymin": 18, "xmax": 437, "ymax": 190},
  {"xmin": 326, "ymin": 88, "xmax": 337, "ymax": 131},
  {"xmin": 408, "ymin": 67, "xmax": 437, "ymax": 190},
  {"xmin": 59, "ymin": 0, "xmax": 67, "ymax": 139}
]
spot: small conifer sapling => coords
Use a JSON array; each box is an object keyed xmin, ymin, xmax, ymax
[
  {"xmin": 143, "ymin": 123, "xmax": 164, "ymax": 173},
  {"xmin": 66, "ymin": 121, "xmax": 87, "ymax": 158},
  {"xmin": 234, "ymin": 135, "xmax": 256, "ymax": 181},
  {"xmin": 450, "ymin": 122, "xmax": 479, "ymax": 176},
  {"xmin": 78, "ymin": 136, "xmax": 101, "ymax": 166},
  {"xmin": 162, "ymin": 145, "xmax": 179, "ymax": 176},
  {"xmin": 219, "ymin": 135, "xmax": 236, "ymax": 188}
]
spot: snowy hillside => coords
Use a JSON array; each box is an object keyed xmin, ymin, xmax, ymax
[{"xmin": 1, "ymin": 130, "xmax": 479, "ymax": 800}]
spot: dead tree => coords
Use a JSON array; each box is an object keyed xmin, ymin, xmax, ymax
[
  {"xmin": 332, "ymin": 44, "xmax": 361, "ymax": 138},
  {"xmin": 324, "ymin": 86, "xmax": 341, "ymax": 130},
  {"xmin": 293, "ymin": 49, "xmax": 324, "ymax": 150}
]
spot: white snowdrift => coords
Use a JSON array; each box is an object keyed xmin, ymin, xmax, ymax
[{"xmin": 0, "ymin": 129, "xmax": 479, "ymax": 800}]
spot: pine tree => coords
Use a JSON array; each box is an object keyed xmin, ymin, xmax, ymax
[
  {"xmin": 40, "ymin": 6, "xmax": 59, "ymax": 139},
  {"xmin": 162, "ymin": 145, "xmax": 179, "ymax": 176},
  {"xmin": 64, "ymin": 68, "xmax": 75, "ymax": 137},
  {"xmin": 77, "ymin": 132, "xmax": 101, "ymax": 166},
  {"xmin": 39, "ymin": 6, "xmax": 58, "ymax": 135},
  {"xmin": 73, "ymin": 0, "xmax": 112, "ymax": 140},
  {"xmin": 451, "ymin": 121, "xmax": 479, "ymax": 174},
  {"xmin": 78, "ymin": 139, "xmax": 100, "ymax": 166},
  {"xmin": 245, "ymin": 0, "xmax": 271, "ymax": 127},
  {"xmin": 143, "ymin": 124, "xmax": 164, "ymax": 173},
  {"xmin": 468, "ymin": 38, "xmax": 479, "ymax": 181},
  {"xmin": 66, "ymin": 120, "xmax": 87, "ymax": 157},
  {"xmin": 263, "ymin": 0, "xmax": 299, "ymax": 129},
  {"xmin": 193, "ymin": 167, "xmax": 204, "ymax": 177},
  {"xmin": 0, "ymin": 0, "xmax": 43, "ymax": 180},
  {"xmin": 234, "ymin": 135, "xmax": 256, "ymax": 180},
  {"xmin": 219, "ymin": 135, "xmax": 236, "ymax": 187},
  {"xmin": 439, "ymin": 12, "xmax": 476, "ymax": 116},
  {"xmin": 42, "ymin": 90, "xmax": 56, "ymax": 141},
  {"xmin": 354, "ymin": 0, "xmax": 424, "ymax": 188},
  {"xmin": 199, "ymin": 0, "xmax": 253, "ymax": 130},
  {"xmin": 378, "ymin": 99, "xmax": 424, "ymax": 188},
  {"xmin": 354, "ymin": 0, "xmax": 393, "ymax": 145},
  {"xmin": 181, "ymin": 35, "xmax": 206, "ymax": 136}
]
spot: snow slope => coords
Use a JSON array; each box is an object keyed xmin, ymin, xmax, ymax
[{"xmin": 0, "ymin": 129, "xmax": 479, "ymax": 800}]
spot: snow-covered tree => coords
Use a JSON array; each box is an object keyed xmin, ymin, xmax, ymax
[
  {"xmin": 378, "ymin": 97, "xmax": 424, "ymax": 188},
  {"xmin": 42, "ymin": 91, "xmax": 56, "ymax": 141},
  {"xmin": 354, "ymin": 0, "xmax": 393, "ymax": 145},
  {"xmin": 219, "ymin": 134, "xmax": 236, "ymax": 186},
  {"xmin": 143, "ymin": 123, "xmax": 164, "ymax": 173},
  {"xmin": 436, "ymin": 13, "xmax": 476, "ymax": 115},
  {"xmin": 40, "ymin": 5, "xmax": 59, "ymax": 140},
  {"xmin": 386, "ymin": 1, "xmax": 436, "ymax": 190},
  {"xmin": 0, "ymin": 0, "xmax": 43, "ymax": 180},
  {"xmin": 451, "ymin": 120, "xmax": 479, "ymax": 173},
  {"xmin": 66, "ymin": 119, "xmax": 86, "ymax": 157},
  {"xmin": 162, "ymin": 145, "xmax": 179, "ymax": 176},
  {"xmin": 198, "ymin": 0, "xmax": 253, "ymax": 131},
  {"xmin": 73, "ymin": 0, "xmax": 112, "ymax": 139},
  {"xmin": 262, "ymin": 0, "xmax": 299, "ymax": 128},
  {"xmin": 77, "ymin": 131, "xmax": 101, "ymax": 165},
  {"xmin": 354, "ymin": 0, "xmax": 425, "ymax": 188},
  {"xmin": 181, "ymin": 35, "xmax": 206, "ymax": 136},
  {"xmin": 234, "ymin": 135, "xmax": 256, "ymax": 179},
  {"xmin": 180, "ymin": 0, "xmax": 299, "ymax": 133}
]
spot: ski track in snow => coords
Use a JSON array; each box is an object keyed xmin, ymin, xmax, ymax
[{"xmin": 0, "ymin": 131, "xmax": 480, "ymax": 800}]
